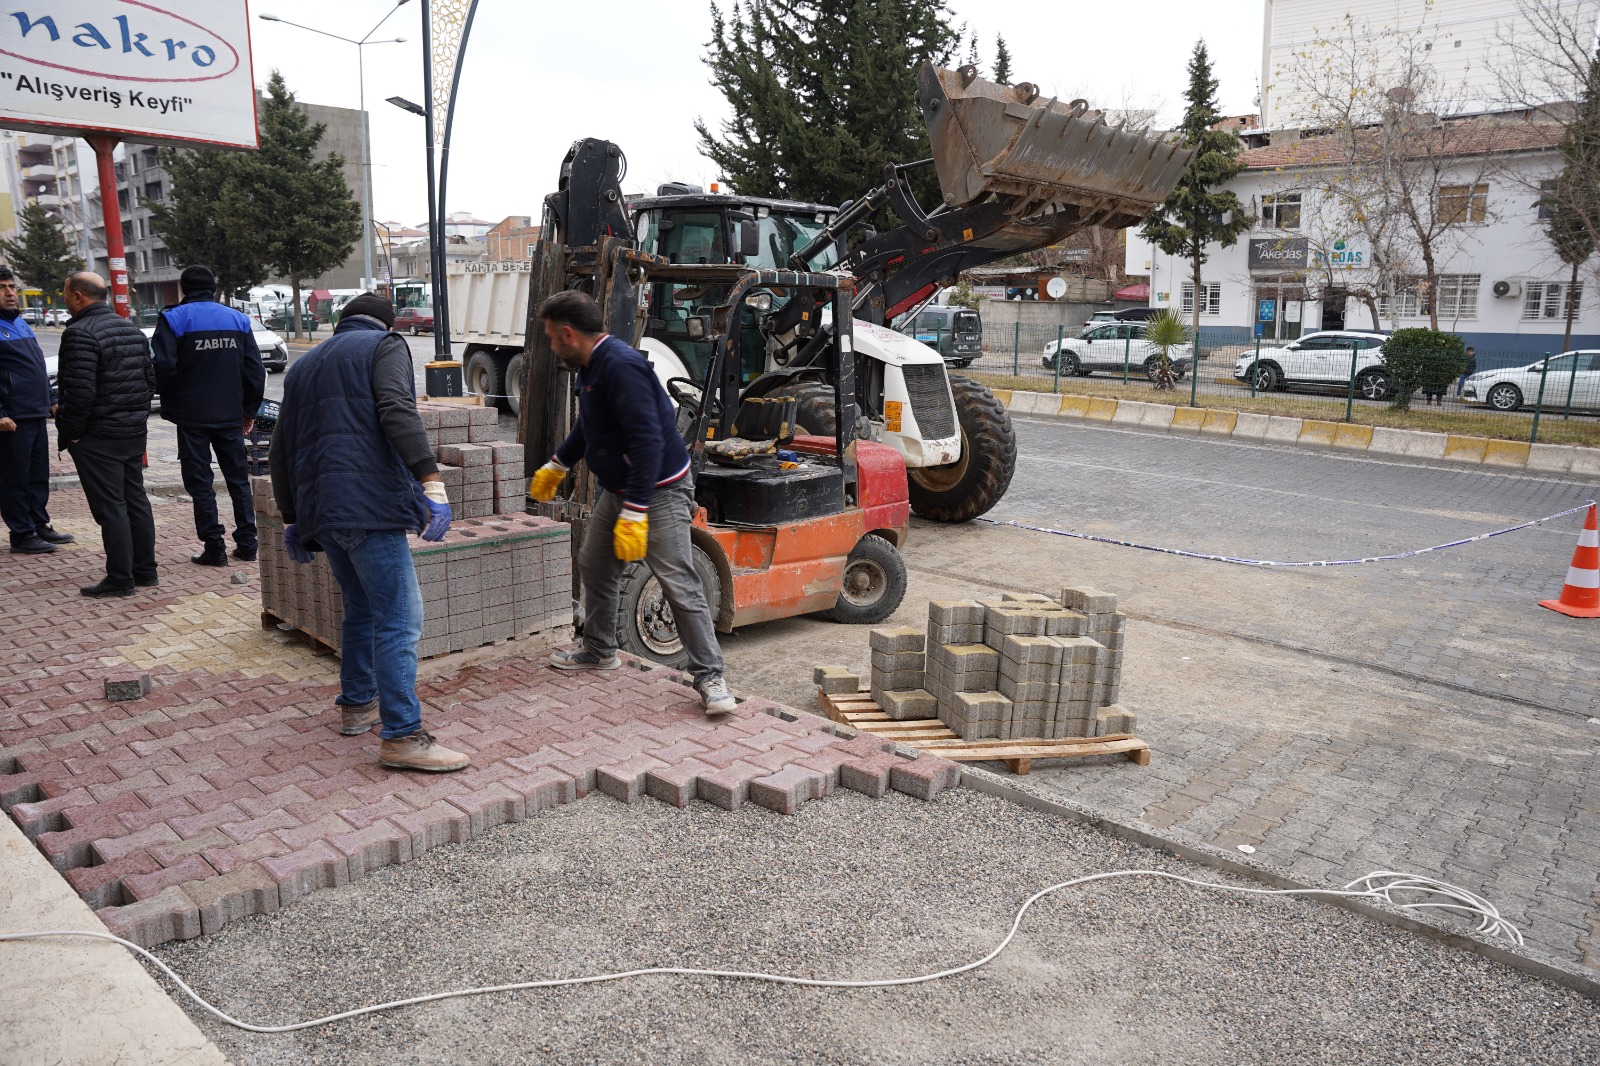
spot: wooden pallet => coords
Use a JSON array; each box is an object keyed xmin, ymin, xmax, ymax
[{"xmin": 819, "ymin": 688, "xmax": 1150, "ymax": 775}]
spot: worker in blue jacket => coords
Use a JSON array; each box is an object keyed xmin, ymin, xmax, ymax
[
  {"xmin": 0, "ymin": 267, "xmax": 73, "ymax": 554},
  {"xmin": 151, "ymin": 264, "xmax": 265, "ymax": 567}
]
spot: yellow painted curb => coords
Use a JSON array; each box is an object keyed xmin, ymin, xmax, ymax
[
  {"xmin": 1170, "ymin": 407, "xmax": 1206, "ymax": 431},
  {"xmin": 1086, "ymin": 397, "xmax": 1119, "ymax": 420},
  {"xmin": 1299, "ymin": 419, "xmax": 1339, "ymax": 445},
  {"xmin": 1332, "ymin": 424, "xmax": 1374, "ymax": 449},
  {"xmin": 991, "ymin": 389, "xmax": 1013, "ymax": 408},
  {"xmin": 1444, "ymin": 434, "xmax": 1490, "ymax": 461},
  {"xmin": 1201, "ymin": 410, "xmax": 1238, "ymax": 434},
  {"xmin": 1482, "ymin": 439, "xmax": 1532, "ymax": 466},
  {"xmin": 1058, "ymin": 394, "xmax": 1092, "ymax": 418}
]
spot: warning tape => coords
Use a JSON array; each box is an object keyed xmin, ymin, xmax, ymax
[{"xmin": 978, "ymin": 501, "xmax": 1597, "ymax": 568}]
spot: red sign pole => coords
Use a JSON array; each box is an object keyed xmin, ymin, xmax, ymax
[{"xmin": 87, "ymin": 135, "xmax": 131, "ymax": 318}]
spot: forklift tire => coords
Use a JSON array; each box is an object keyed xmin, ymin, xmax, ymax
[
  {"xmin": 906, "ymin": 375, "xmax": 1016, "ymax": 523},
  {"xmin": 615, "ymin": 545, "xmax": 722, "ymax": 668},
  {"xmin": 464, "ymin": 350, "xmax": 505, "ymax": 410},
  {"xmin": 505, "ymin": 353, "xmax": 525, "ymax": 418},
  {"xmin": 827, "ymin": 534, "xmax": 907, "ymax": 624}
]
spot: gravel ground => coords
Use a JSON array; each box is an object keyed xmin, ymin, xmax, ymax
[{"xmin": 150, "ymin": 788, "xmax": 1600, "ymax": 1066}]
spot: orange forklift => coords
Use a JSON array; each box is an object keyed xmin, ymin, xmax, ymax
[{"xmin": 519, "ymin": 141, "xmax": 910, "ymax": 665}]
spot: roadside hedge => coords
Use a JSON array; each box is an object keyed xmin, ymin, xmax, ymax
[{"xmin": 1383, "ymin": 328, "xmax": 1467, "ymax": 410}]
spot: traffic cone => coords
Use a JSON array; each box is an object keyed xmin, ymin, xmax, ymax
[{"xmin": 1539, "ymin": 504, "xmax": 1600, "ymax": 617}]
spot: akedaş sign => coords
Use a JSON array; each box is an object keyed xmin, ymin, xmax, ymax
[{"xmin": 0, "ymin": 1, "xmax": 256, "ymax": 149}]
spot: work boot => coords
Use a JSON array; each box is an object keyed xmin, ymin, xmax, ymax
[
  {"xmin": 10, "ymin": 535, "xmax": 56, "ymax": 554},
  {"xmin": 549, "ymin": 646, "xmax": 620, "ymax": 671},
  {"xmin": 35, "ymin": 526, "xmax": 74, "ymax": 544},
  {"xmin": 697, "ymin": 674, "xmax": 737, "ymax": 715},
  {"xmin": 191, "ymin": 543, "xmax": 229, "ymax": 567},
  {"xmin": 231, "ymin": 545, "xmax": 258, "ymax": 562},
  {"xmin": 378, "ymin": 731, "xmax": 470, "ymax": 772},
  {"xmin": 81, "ymin": 579, "xmax": 136, "ymax": 598},
  {"xmin": 339, "ymin": 699, "xmax": 380, "ymax": 735}
]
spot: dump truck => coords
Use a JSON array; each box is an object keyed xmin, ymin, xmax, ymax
[{"xmin": 450, "ymin": 63, "xmax": 1192, "ymax": 524}]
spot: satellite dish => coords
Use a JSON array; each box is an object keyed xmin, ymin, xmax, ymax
[{"xmin": 1046, "ymin": 277, "xmax": 1068, "ymax": 300}]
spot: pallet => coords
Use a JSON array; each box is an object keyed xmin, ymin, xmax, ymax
[
  {"xmin": 261, "ymin": 610, "xmax": 338, "ymax": 657},
  {"xmin": 818, "ymin": 688, "xmax": 1150, "ymax": 775}
]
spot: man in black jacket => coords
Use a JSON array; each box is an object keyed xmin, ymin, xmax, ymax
[
  {"xmin": 0, "ymin": 266, "xmax": 72, "ymax": 553},
  {"xmin": 56, "ymin": 272, "xmax": 158, "ymax": 597},
  {"xmin": 152, "ymin": 264, "xmax": 265, "ymax": 566}
]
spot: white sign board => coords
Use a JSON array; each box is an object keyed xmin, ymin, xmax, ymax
[
  {"xmin": 1310, "ymin": 238, "xmax": 1370, "ymax": 271},
  {"xmin": 0, "ymin": 2, "xmax": 257, "ymax": 149}
]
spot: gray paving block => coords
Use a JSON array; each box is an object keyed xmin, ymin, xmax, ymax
[
  {"xmin": 869, "ymin": 627, "xmax": 926, "ymax": 654},
  {"xmin": 813, "ymin": 666, "xmax": 862, "ymax": 695},
  {"xmin": 870, "ymin": 667, "xmax": 926, "ymax": 692},
  {"xmin": 876, "ymin": 688, "xmax": 938, "ymax": 721},
  {"xmin": 1061, "ymin": 586, "xmax": 1118, "ymax": 614},
  {"xmin": 928, "ymin": 599, "xmax": 986, "ymax": 626},
  {"xmin": 1095, "ymin": 704, "xmax": 1138, "ymax": 736},
  {"xmin": 870, "ymin": 649, "xmax": 926, "ymax": 674},
  {"xmin": 928, "ymin": 621, "xmax": 986, "ymax": 645}
]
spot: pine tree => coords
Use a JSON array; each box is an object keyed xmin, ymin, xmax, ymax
[
  {"xmin": 239, "ymin": 72, "xmax": 362, "ymax": 337},
  {"xmin": 993, "ymin": 36, "xmax": 1012, "ymax": 86},
  {"xmin": 0, "ymin": 200, "xmax": 82, "ymax": 303},
  {"xmin": 1546, "ymin": 47, "xmax": 1600, "ymax": 350},
  {"xmin": 1139, "ymin": 40, "xmax": 1252, "ymax": 349},
  {"xmin": 148, "ymin": 148, "xmax": 272, "ymax": 300},
  {"xmin": 696, "ymin": 0, "xmax": 961, "ymax": 207},
  {"xmin": 965, "ymin": 35, "xmax": 979, "ymax": 71}
]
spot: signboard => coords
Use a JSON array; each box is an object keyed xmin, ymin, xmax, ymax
[
  {"xmin": 461, "ymin": 260, "xmax": 533, "ymax": 274},
  {"xmin": 1309, "ymin": 238, "xmax": 1370, "ymax": 270},
  {"xmin": 1248, "ymin": 237, "xmax": 1308, "ymax": 272},
  {"xmin": 1285, "ymin": 301, "xmax": 1302, "ymax": 323},
  {"xmin": 0, "ymin": 2, "xmax": 257, "ymax": 149},
  {"xmin": 1258, "ymin": 298, "xmax": 1277, "ymax": 322}
]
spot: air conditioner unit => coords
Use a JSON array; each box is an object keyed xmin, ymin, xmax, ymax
[{"xmin": 1492, "ymin": 280, "xmax": 1522, "ymax": 299}]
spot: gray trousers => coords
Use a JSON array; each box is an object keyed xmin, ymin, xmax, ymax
[{"xmin": 579, "ymin": 477, "xmax": 725, "ymax": 685}]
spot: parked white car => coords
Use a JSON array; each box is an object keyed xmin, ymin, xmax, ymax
[
  {"xmin": 1462, "ymin": 351, "xmax": 1600, "ymax": 412},
  {"xmin": 1234, "ymin": 330, "xmax": 1393, "ymax": 399},
  {"xmin": 1044, "ymin": 322, "xmax": 1192, "ymax": 379}
]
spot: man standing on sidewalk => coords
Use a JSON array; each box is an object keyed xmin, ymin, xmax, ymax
[
  {"xmin": 0, "ymin": 267, "xmax": 72, "ymax": 554},
  {"xmin": 527, "ymin": 290, "xmax": 736, "ymax": 715},
  {"xmin": 152, "ymin": 264, "xmax": 265, "ymax": 566},
  {"xmin": 55, "ymin": 273, "xmax": 158, "ymax": 597},
  {"xmin": 270, "ymin": 293, "xmax": 470, "ymax": 773}
]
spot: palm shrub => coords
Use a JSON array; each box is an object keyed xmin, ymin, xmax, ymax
[
  {"xmin": 1381, "ymin": 328, "xmax": 1466, "ymax": 410},
  {"xmin": 1142, "ymin": 309, "xmax": 1193, "ymax": 391}
]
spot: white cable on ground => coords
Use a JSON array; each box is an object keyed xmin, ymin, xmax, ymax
[{"xmin": 0, "ymin": 869, "xmax": 1520, "ymax": 1035}]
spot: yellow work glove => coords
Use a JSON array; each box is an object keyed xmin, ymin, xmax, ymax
[
  {"xmin": 528, "ymin": 462, "xmax": 565, "ymax": 502},
  {"xmin": 613, "ymin": 510, "xmax": 649, "ymax": 561}
]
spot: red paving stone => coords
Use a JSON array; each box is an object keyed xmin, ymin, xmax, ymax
[{"xmin": 1, "ymin": 487, "xmax": 961, "ymax": 948}]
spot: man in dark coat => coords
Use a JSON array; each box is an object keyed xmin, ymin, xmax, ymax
[
  {"xmin": 152, "ymin": 264, "xmax": 265, "ymax": 566},
  {"xmin": 0, "ymin": 267, "xmax": 72, "ymax": 553},
  {"xmin": 55, "ymin": 272, "xmax": 157, "ymax": 597}
]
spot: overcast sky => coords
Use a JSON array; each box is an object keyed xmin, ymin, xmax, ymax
[{"xmin": 245, "ymin": 0, "xmax": 1261, "ymax": 228}]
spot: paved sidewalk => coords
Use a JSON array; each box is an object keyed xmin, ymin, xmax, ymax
[{"xmin": 0, "ymin": 488, "xmax": 959, "ymax": 951}]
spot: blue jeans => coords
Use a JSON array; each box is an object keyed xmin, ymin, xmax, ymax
[{"xmin": 322, "ymin": 530, "xmax": 424, "ymax": 739}]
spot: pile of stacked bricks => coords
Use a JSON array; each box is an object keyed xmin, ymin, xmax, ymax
[
  {"xmin": 254, "ymin": 401, "xmax": 574, "ymax": 659},
  {"xmin": 848, "ymin": 587, "xmax": 1137, "ymax": 740}
]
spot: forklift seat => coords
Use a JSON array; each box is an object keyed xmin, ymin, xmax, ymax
[{"xmin": 729, "ymin": 395, "xmax": 798, "ymax": 445}]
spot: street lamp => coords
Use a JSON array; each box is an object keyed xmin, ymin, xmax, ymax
[
  {"xmin": 386, "ymin": 93, "xmax": 447, "ymax": 363},
  {"xmin": 257, "ymin": 2, "xmax": 409, "ymax": 294}
]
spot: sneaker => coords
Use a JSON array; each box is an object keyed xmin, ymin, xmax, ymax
[
  {"xmin": 339, "ymin": 699, "xmax": 380, "ymax": 735},
  {"xmin": 231, "ymin": 545, "xmax": 258, "ymax": 562},
  {"xmin": 378, "ymin": 731, "xmax": 470, "ymax": 772},
  {"xmin": 549, "ymin": 646, "xmax": 620, "ymax": 671},
  {"xmin": 10, "ymin": 535, "xmax": 56, "ymax": 554},
  {"xmin": 697, "ymin": 675, "xmax": 737, "ymax": 715},
  {"xmin": 191, "ymin": 544, "xmax": 229, "ymax": 567},
  {"xmin": 35, "ymin": 526, "xmax": 74, "ymax": 545},
  {"xmin": 81, "ymin": 579, "xmax": 136, "ymax": 598}
]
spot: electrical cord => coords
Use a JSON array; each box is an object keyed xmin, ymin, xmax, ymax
[{"xmin": 0, "ymin": 869, "xmax": 1519, "ymax": 1034}]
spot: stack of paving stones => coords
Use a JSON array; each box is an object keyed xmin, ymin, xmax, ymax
[
  {"xmin": 414, "ymin": 401, "xmax": 523, "ymax": 520},
  {"xmin": 859, "ymin": 587, "xmax": 1137, "ymax": 740},
  {"xmin": 253, "ymin": 478, "xmax": 570, "ymax": 660}
]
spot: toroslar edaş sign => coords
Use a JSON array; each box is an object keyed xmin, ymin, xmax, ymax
[{"xmin": 0, "ymin": 1, "xmax": 256, "ymax": 150}]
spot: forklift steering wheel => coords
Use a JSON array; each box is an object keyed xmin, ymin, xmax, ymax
[{"xmin": 666, "ymin": 377, "xmax": 704, "ymax": 419}]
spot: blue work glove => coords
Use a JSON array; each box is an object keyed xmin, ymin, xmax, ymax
[
  {"xmin": 422, "ymin": 481, "xmax": 451, "ymax": 541},
  {"xmin": 283, "ymin": 524, "xmax": 315, "ymax": 565}
]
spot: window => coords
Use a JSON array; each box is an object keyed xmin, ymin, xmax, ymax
[
  {"xmin": 1439, "ymin": 183, "xmax": 1489, "ymax": 223},
  {"xmin": 1261, "ymin": 192, "xmax": 1302, "ymax": 229},
  {"xmin": 1181, "ymin": 282, "xmax": 1221, "ymax": 315},
  {"xmin": 1435, "ymin": 274, "xmax": 1480, "ymax": 320},
  {"xmin": 151, "ymin": 248, "xmax": 170, "ymax": 268},
  {"xmin": 1523, "ymin": 281, "xmax": 1583, "ymax": 320},
  {"xmin": 1538, "ymin": 179, "xmax": 1558, "ymax": 221}
]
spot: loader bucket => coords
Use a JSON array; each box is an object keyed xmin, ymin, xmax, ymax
[{"xmin": 916, "ymin": 63, "xmax": 1194, "ymax": 229}]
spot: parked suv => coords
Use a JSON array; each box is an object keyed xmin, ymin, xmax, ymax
[
  {"xmin": 900, "ymin": 304, "xmax": 981, "ymax": 367},
  {"xmin": 1044, "ymin": 322, "xmax": 1192, "ymax": 379},
  {"xmin": 1234, "ymin": 330, "xmax": 1392, "ymax": 399}
]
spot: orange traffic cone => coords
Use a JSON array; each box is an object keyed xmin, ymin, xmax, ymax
[{"xmin": 1540, "ymin": 503, "xmax": 1600, "ymax": 617}]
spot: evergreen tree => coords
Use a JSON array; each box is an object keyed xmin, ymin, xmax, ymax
[
  {"xmin": 696, "ymin": 0, "xmax": 961, "ymax": 208},
  {"xmin": 148, "ymin": 148, "xmax": 272, "ymax": 300},
  {"xmin": 1139, "ymin": 40, "xmax": 1252, "ymax": 347},
  {"xmin": 1545, "ymin": 47, "xmax": 1600, "ymax": 350},
  {"xmin": 993, "ymin": 35, "xmax": 1012, "ymax": 86},
  {"xmin": 0, "ymin": 200, "xmax": 82, "ymax": 303},
  {"xmin": 965, "ymin": 35, "xmax": 980, "ymax": 70},
  {"xmin": 240, "ymin": 72, "xmax": 362, "ymax": 337}
]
